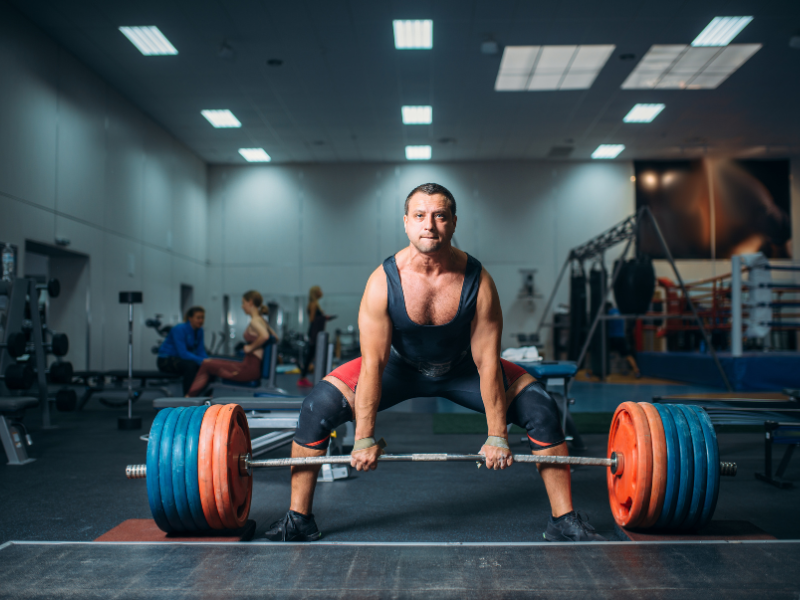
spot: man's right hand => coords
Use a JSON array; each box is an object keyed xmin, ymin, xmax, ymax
[{"xmin": 351, "ymin": 444, "xmax": 381, "ymax": 471}]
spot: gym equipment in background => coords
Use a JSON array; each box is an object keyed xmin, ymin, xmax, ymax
[{"xmin": 118, "ymin": 291, "xmax": 143, "ymax": 430}]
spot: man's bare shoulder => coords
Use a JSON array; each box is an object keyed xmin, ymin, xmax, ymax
[{"xmin": 363, "ymin": 264, "xmax": 388, "ymax": 298}]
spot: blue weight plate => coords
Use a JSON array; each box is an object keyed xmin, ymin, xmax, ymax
[
  {"xmin": 691, "ymin": 406, "xmax": 720, "ymax": 530},
  {"xmin": 172, "ymin": 407, "xmax": 197, "ymax": 531},
  {"xmin": 185, "ymin": 405, "xmax": 210, "ymax": 530},
  {"xmin": 146, "ymin": 408, "xmax": 172, "ymax": 533},
  {"xmin": 665, "ymin": 405, "xmax": 694, "ymax": 529},
  {"xmin": 676, "ymin": 405, "xmax": 707, "ymax": 530},
  {"xmin": 159, "ymin": 407, "xmax": 186, "ymax": 532},
  {"xmin": 653, "ymin": 404, "xmax": 679, "ymax": 529}
]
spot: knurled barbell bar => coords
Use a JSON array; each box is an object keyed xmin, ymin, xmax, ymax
[{"xmin": 125, "ymin": 402, "xmax": 737, "ymax": 534}]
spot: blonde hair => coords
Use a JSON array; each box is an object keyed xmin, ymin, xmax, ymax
[
  {"xmin": 308, "ymin": 286, "xmax": 322, "ymax": 302},
  {"xmin": 243, "ymin": 290, "xmax": 269, "ymax": 315}
]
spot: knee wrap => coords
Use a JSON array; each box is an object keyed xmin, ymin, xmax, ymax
[
  {"xmin": 513, "ymin": 382, "xmax": 565, "ymax": 450},
  {"xmin": 293, "ymin": 380, "xmax": 353, "ymax": 450}
]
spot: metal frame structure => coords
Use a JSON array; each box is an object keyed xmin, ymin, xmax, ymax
[{"xmin": 536, "ymin": 206, "xmax": 733, "ymax": 391}]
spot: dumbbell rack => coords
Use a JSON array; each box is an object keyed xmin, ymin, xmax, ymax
[{"xmin": 0, "ymin": 278, "xmax": 52, "ymax": 428}]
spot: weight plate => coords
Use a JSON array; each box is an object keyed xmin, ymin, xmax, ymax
[
  {"xmin": 676, "ymin": 405, "xmax": 707, "ymax": 530},
  {"xmin": 146, "ymin": 408, "xmax": 172, "ymax": 533},
  {"xmin": 638, "ymin": 402, "xmax": 667, "ymax": 528},
  {"xmin": 171, "ymin": 407, "xmax": 198, "ymax": 531},
  {"xmin": 607, "ymin": 401, "xmax": 653, "ymax": 528},
  {"xmin": 198, "ymin": 404, "xmax": 225, "ymax": 529},
  {"xmin": 653, "ymin": 404, "xmax": 680, "ymax": 529},
  {"xmin": 158, "ymin": 407, "xmax": 186, "ymax": 532},
  {"xmin": 185, "ymin": 405, "xmax": 210, "ymax": 530},
  {"xmin": 665, "ymin": 405, "xmax": 694, "ymax": 529},
  {"xmin": 212, "ymin": 404, "xmax": 253, "ymax": 530},
  {"xmin": 690, "ymin": 406, "xmax": 720, "ymax": 530}
]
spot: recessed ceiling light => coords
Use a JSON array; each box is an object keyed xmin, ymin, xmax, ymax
[
  {"xmin": 239, "ymin": 148, "xmax": 271, "ymax": 162},
  {"xmin": 495, "ymin": 45, "xmax": 615, "ymax": 91},
  {"xmin": 623, "ymin": 104, "xmax": 666, "ymax": 123},
  {"xmin": 201, "ymin": 110, "xmax": 241, "ymax": 128},
  {"xmin": 592, "ymin": 144, "xmax": 625, "ymax": 159},
  {"xmin": 621, "ymin": 44, "xmax": 761, "ymax": 89},
  {"xmin": 401, "ymin": 106, "xmax": 432, "ymax": 124},
  {"xmin": 405, "ymin": 145, "xmax": 432, "ymax": 160},
  {"xmin": 393, "ymin": 20, "xmax": 433, "ymax": 49},
  {"xmin": 692, "ymin": 17, "xmax": 753, "ymax": 47},
  {"xmin": 119, "ymin": 26, "xmax": 178, "ymax": 56}
]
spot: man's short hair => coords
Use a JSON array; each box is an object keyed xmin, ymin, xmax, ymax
[
  {"xmin": 404, "ymin": 183, "xmax": 456, "ymax": 217},
  {"xmin": 185, "ymin": 306, "xmax": 205, "ymax": 320}
]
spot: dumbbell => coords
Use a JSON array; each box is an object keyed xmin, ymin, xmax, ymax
[
  {"xmin": 36, "ymin": 278, "xmax": 60, "ymax": 298},
  {"xmin": 29, "ymin": 332, "xmax": 69, "ymax": 357},
  {"xmin": 0, "ymin": 332, "xmax": 27, "ymax": 358},
  {"xmin": 2, "ymin": 363, "xmax": 35, "ymax": 390},
  {"xmin": 48, "ymin": 361, "xmax": 74, "ymax": 384},
  {"xmin": 125, "ymin": 402, "xmax": 738, "ymax": 535}
]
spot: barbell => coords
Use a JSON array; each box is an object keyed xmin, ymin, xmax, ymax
[{"xmin": 126, "ymin": 402, "xmax": 737, "ymax": 534}]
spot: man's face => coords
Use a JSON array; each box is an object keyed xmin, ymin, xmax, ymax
[
  {"xmin": 403, "ymin": 193, "xmax": 457, "ymax": 254},
  {"xmin": 189, "ymin": 312, "xmax": 205, "ymax": 329}
]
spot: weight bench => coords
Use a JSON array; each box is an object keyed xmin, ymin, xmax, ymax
[
  {"xmin": 208, "ymin": 341, "xmax": 289, "ymax": 397},
  {"xmin": 76, "ymin": 370, "xmax": 181, "ymax": 410},
  {"xmin": 0, "ymin": 396, "xmax": 38, "ymax": 465},
  {"xmin": 755, "ymin": 421, "xmax": 799, "ymax": 489},
  {"xmin": 512, "ymin": 360, "xmax": 585, "ymax": 451}
]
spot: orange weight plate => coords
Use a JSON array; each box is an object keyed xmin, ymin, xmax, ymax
[
  {"xmin": 212, "ymin": 404, "xmax": 253, "ymax": 530},
  {"xmin": 638, "ymin": 402, "xmax": 667, "ymax": 529},
  {"xmin": 607, "ymin": 401, "xmax": 653, "ymax": 528},
  {"xmin": 198, "ymin": 404, "xmax": 225, "ymax": 529}
]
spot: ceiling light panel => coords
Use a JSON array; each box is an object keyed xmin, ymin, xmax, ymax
[
  {"xmin": 623, "ymin": 104, "xmax": 665, "ymax": 123},
  {"xmin": 405, "ymin": 145, "xmax": 432, "ymax": 160},
  {"xmin": 592, "ymin": 144, "xmax": 625, "ymax": 159},
  {"xmin": 402, "ymin": 106, "xmax": 432, "ymax": 124},
  {"xmin": 692, "ymin": 17, "xmax": 753, "ymax": 47},
  {"xmin": 201, "ymin": 110, "xmax": 241, "ymax": 128},
  {"xmin": 239, "ymin": 148, "xmax": 271, "ymax": 162},
  {"xmin": 621, "ymin": 44, "xmax": 760, "ymax": 89},
  {"xmin": 119, "ymin": 26, "xmax": 178, "ymax": 55},
  {"xmin": 495, "ymin": 45, "xmax": 615, "ymax": 91},
  {"xmin": 393, "ymin": 20, "xmax": 433, "ymax": 49}
]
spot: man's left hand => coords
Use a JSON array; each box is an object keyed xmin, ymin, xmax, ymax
[{"xmin": 479, "ymin": 443, "xmax": 513, "ymax": 470}]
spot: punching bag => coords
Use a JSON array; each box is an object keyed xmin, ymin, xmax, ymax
[
  {"xmin": 568, "ymin": 268, "xmax": 587, "ymax": 361},
  {"xmin": 589, "ymin": 264, "xmax": 608, "ymax": 376},
  {"xmin": 613, "ymin": 255, "xmax": 656, "ymax": 315}
]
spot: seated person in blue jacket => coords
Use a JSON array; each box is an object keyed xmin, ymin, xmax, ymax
[{"xmin": 157, "ymin": 306, "xmax": 208, "ymax": 395}]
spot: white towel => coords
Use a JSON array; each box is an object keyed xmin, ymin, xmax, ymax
[{"xmin": 501, "ymin": 346, "xmax": 541, "ymax": 362}]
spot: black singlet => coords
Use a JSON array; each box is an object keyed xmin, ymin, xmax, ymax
[{"xmin": 383, "ymin": 253, "xmax": 482, "ymax": 377}]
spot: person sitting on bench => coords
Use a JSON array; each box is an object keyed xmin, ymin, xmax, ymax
[
  {"xmin": 186, "ymin": 291, "xmax": 272, "ymax": 397},
  {"xmin": 607, "ymin": 302, "xmax": 641, "ymax": 378},
  {"xmin": 157, "ymin": 306, "xmax": 208, "ymax": 395}
]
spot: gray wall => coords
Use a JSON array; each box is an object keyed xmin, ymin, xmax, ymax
[
  {"xmin": 207, "ymin": 162, "xmax": 636, "ymax": 350},
  {"xmin": 0, "ymin": 4, "xmax": 208, "ymax": 370}
]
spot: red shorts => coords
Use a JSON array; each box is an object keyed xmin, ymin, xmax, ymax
[{"xmin": 328, "ymin": 356, "xmax": 528, "ymax": 392}]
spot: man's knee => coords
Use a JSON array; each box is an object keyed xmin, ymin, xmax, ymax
[
  {"xmin": 512, "ymin": 382, "xmax": 565, "ymax": 451},
  {"xmin": 294, "ymin": 380, "xmax": 353, "ymax": 451}
]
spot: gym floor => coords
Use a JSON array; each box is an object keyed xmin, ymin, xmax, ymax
[{"xmin": 1, "ymin": 375, "xmax": 798, "ymax": 546}]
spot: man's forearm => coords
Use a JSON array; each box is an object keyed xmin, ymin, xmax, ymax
[
  {"xmin": 479, "ymin": 365, "xmax": 508, "ymax": 437},
  {"xmin": 354, "ymin": 364, "xmax": 383, "ymax": 439}
]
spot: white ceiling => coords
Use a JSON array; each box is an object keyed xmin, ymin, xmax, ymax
[{"xmin": 10, "ymin": 0, "xmax": 800, "ymax": 164}]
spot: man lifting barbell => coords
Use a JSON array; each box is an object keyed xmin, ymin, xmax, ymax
[{"xmin": 264, "ymin": 183, "xmax": 605, "ymax": 543}]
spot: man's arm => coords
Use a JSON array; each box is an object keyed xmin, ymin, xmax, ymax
[
  {"xmin": 470, "ymin": 268, "xmax": 513, "ymax": 469},
  {"xmin": 351, "ymin": 267, "xmax": 391, "ymax": 471}
]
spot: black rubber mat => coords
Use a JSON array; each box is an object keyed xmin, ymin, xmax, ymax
[{"xmin": 1, "ymin": 540, "xmax": 798, "ymax": 599}]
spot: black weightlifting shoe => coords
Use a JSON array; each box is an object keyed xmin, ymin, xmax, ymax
[
  {"xmin": 263, "ymin": 510, "xmax": 322, "ymax": 542},
  {"xmin": 543, "ymin": 511, "xmax": 606, "ymax": 542}
]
